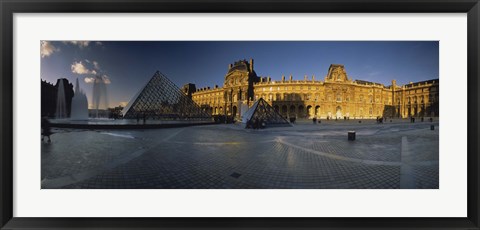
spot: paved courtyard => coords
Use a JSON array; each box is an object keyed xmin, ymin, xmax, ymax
[{"xmin": 41, "ymin": 119, "xmax": 439, "ymax": 189}]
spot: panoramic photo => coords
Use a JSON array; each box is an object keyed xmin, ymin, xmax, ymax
[{"xmin": 40, "ymin": 41, "xmax": 439, "ymax": 189}]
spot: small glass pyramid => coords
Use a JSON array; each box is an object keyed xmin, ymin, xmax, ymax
[{"xmin": 242, "ymin": 98, "xmax": 291, "ymax": 127}]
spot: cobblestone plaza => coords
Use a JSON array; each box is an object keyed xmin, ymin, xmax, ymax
[{"xmin": 41, "ymin": 119, "xmax": 439, "ymax": 189}]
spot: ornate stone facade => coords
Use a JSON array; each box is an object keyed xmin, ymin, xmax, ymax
[{"xmin": 186, "ymin": 59, "xmax": 439, "ymax": 119}]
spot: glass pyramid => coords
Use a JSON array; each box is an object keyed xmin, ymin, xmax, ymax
[
  {"xmin": 242, "ymin": 98, "xmax": 291, "ymax": 127},
  {"xmin": 122, "ymin": 71, "xmax": 211, "ymax": 120}
]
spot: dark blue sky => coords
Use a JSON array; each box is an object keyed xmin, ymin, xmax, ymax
[{"xmin": 41, "ymin": 41, "xmax": 439, "ymax": 108}]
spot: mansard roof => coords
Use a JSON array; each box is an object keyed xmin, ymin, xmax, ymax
[
  {"xmin": 227, "ymin": 59, "xmax": 256, "ymax": 76},
  {"xmin": 325, "ymin": 64, "xmax": 349, "ymax": 82},
  {"xmin": 228, "ymin": 60, "xmax": 249, "ymax": 73}
]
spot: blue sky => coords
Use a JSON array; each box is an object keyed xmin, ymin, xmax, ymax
[{"xmin": 41, "ymin": 41, "xmax": 439, "ymax": 108}]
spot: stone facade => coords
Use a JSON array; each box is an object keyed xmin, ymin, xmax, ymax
[{"xmin": 186, "ymin": 59, "xmax": 439, "ymax": 119}]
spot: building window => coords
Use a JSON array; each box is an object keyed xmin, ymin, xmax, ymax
[{"xmin": 336, "ymin": 93, "xmax": 342, "ymax": 102}]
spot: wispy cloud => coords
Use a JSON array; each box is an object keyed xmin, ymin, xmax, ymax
[
  {"xmin": 41, "ymin": 41, "xmax": 59, "ymax": 58},
  {"xmin": 367, "ymin": 71, "xmax": 381, "ymax": 77},
  {"xmin": 63, "ymin": 41, "xmax": 90, "ymax": 48},
  {"xmin": 100, "ymin": 74, "xmax": 111, "ymax": 84},
  {"xmin": 93, "ymin": 61, "xmax": 100, "ymax": 70},
  {"xmin": 63, "ymin": 41, "xmax": 103, "ymax": 49}
]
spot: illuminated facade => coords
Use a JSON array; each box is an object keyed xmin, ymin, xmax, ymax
[{"xmin": 185, "ymin": 59, "xmax": 439, "ymax": 119}]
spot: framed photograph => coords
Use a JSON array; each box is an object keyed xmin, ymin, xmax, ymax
[{"xmin": 1, "ymin": 0, "xmax": 479, "ymax": 229}]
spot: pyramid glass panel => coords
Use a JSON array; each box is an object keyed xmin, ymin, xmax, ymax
[
  {"xmin": 122, "ymin": 71, "xmax": 211, "ymax": 120},
  {"xmin": 242, "ymin": 98, "xmax": 291, "ymax": 127}
]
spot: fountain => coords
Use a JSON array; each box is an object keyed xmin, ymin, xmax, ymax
[
  {"xmin": 92, "ymin": 75, "xmax": 109, "ymax": 118},
  {"xmin": 55, "ymin": 79, "xmax": 67, "ymax": 118},
  {"xmin": 70, "ymin": 78, "xmax": 89, "ymax": 120}
]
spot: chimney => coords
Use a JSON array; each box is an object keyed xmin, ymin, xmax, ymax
[
  {"xmin": 249, "ymin": 58, "xmax": 254, "ymax": 71},
  {"xmin": 289, "ymin": 75, "xmax": 293, "ymax": 82},
  {"xmin": 304, "ymin": 75, "xmax": 307, "ymax": 81},
  {"xmin": 312, "ymin": 75, "xmax": 315, "ymax": 81},
  {"xmin": 282, "ymin": 75, "xmax": 285, "ymax": 82},
  {"xmin": 229, "ymin": 63, "xmax": 233, "ymax": 69}
]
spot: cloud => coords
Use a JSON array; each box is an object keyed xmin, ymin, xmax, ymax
[
  {"xmin": 74, "ymin": 60, "xmax": 110, "ymax": 84},
  {"xmin": 84, "ymin": 75, "xmax": 111, "ymax": 84},
  {"xmin": 101, "ymin": 74, "xmax": 111, "ymax": 84},
  {"xmin": 93, "ymin": 61, "xmax": 100, "ymax": 70},
  {"xmin": 71, "ymin": 61, "xmax": 97, "ymax": 75},
  {"xmin": 41, "ymin": 41, "xmax": 59, "ymax": 58},
  {"xmin": 119, "ymin": 101, "xmax": 128, "ymax": 107},
  {"xmin": 84, "ymin": 77, "xmax": 95, "ymax": 83},
  {"xmin": 367, "ymin": 71, "xmax": 381, "ymax": 77},
  {"xmin": 63, "ymin": 41, "xmax": 90, "ymax": 48},
  {"xmin": 95, "ymin": 41, "xmax": 103, "ymax": 46}
]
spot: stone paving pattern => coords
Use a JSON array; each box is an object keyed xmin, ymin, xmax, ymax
[{"xmin": 41, "ymin": 119, "xmax": 439, "ymax": 189}]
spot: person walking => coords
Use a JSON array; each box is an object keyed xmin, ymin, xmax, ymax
[{"xmin": 41, "ymin": 116, "xmax": 52, "ymax": 143}]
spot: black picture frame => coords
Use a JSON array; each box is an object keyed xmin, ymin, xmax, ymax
[{"xmin": 1, "ymin": 0, "xmax": 479, "ymax": 229}]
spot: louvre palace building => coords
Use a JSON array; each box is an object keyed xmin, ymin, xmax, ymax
[{"xmin": 183, "ymin": 59, "xmax": 439, "ymax": 120}]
